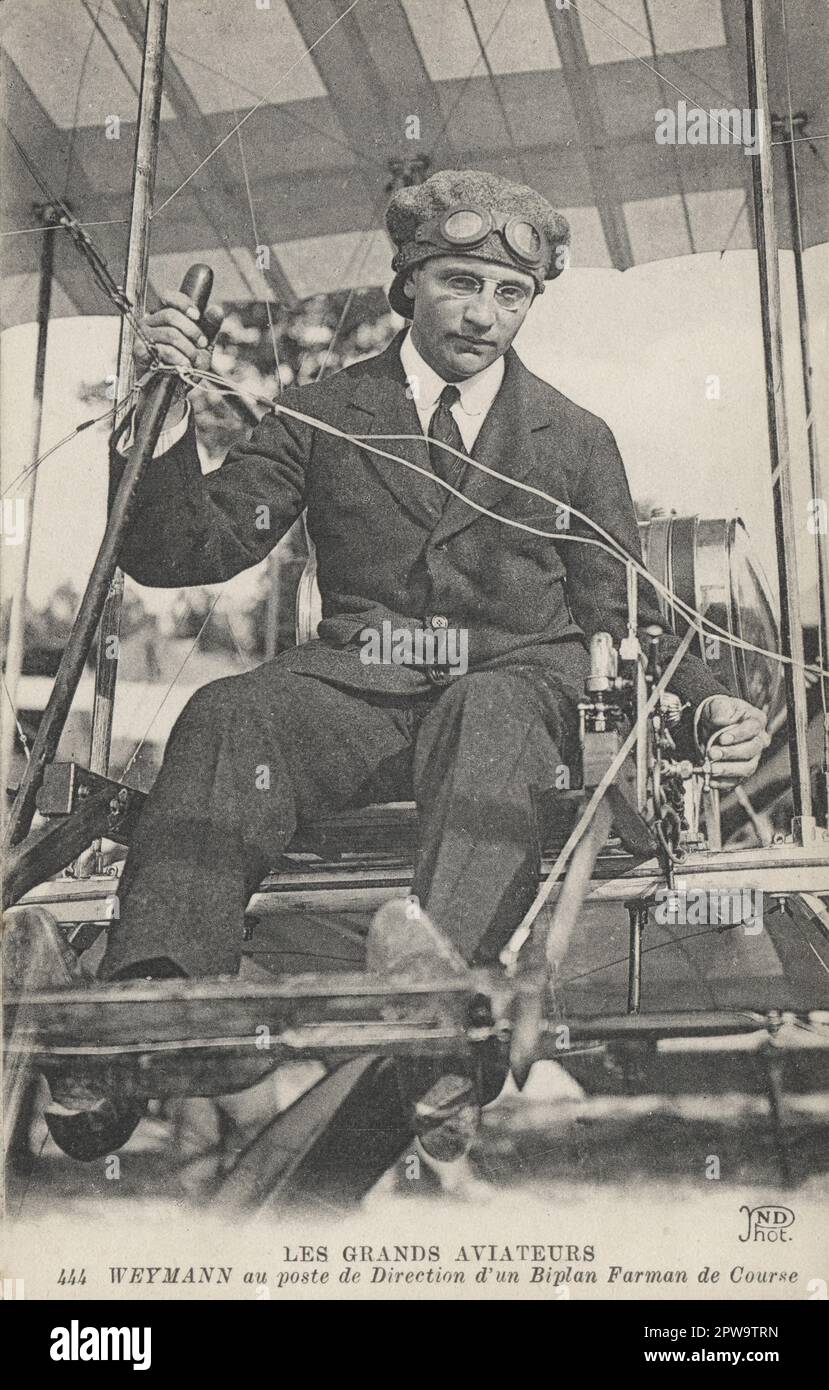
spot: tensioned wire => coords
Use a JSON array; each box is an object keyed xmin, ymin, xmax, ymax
[
  {"xmin": 3, "ymin": 0, "xmax": 826, "ymax": 252},
  {"xmin": 72, "ymin": 0, "xmax": 292, "ymax": 348},
  {"xmin": 5, "ymin": 0, "xmax": 822, "ymax": 495},
  {"xmin": 62, "ymin": 0, "xmax": 108, "ymax": 202},
  {"xmin": 0, "ymin": 381, "xmax": 146, "ymax": 501},
  {"xmin": 144, "ymin": 0, "xmax": 828, "ymax": 222},
  {"xmin": 1, "ymin": 123, "xmax": 162, "ymax": 366},
  {"xmin": 3, "ymin": 1, "xmax": 821, "ymax": 1007},
  {"xmin": 232, "ymin": 102, "xmax": 281, "ymax": 385},
  {"xmin": 109, "ymin": 357, "xmax": 789, "ymax": 794},
  {"xmin": 0, "ymin": 4, "xmax": 816, "ymax": 970},
  {"xmin": 567, "ymin": 0, "xmax": 828, "ymax": 155},
  {"xmin": 462, "ymin": 0, "xmax": 531, "ymax": 189},
  {"xmin": 780, "ymin": 0, "xmax": 829, "ymax": 743},
  {"xmin": 641, "ymin": 0, "xmax": 694, "ymax": 253},
  {"xmin": 149, "ymin": 0, "xmax": 367, "ymax": 221},
  {"xmin": 313, "ymin": 187, "xmax": 396, "ymax": 383},
  {"xmin": 159, "ymin": 360, "xmax": 829, "ymax": 685},
  {"xmin": 81, "ymin": 0, "xmax": 386, "ymax": 177},
  {"xmin": 117, "ymin": 590, "xmax": 225, "ymax": 783},
  {"xmin": 74, "ymin": 0, "xmax": 269, "ymax": 317},
  {"xmin": 505, "ymin": 622, "xmax": 697, "ymax": 963},
  {"xmin": 5, "ymin": 0, "xmax": 825, "ymax": 752},
  {"xmin": 421, "ymin": 0, "xmax": 516, "ymax": 169}
]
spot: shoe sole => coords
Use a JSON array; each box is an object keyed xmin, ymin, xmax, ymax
[{"xmin": 44, "ymin": 1097, "xmax": 148, "ymax": 1162}]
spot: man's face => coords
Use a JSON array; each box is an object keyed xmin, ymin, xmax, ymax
[{"xmin": 404, "ymin": 255, "xmax": 536, "ymax": 380}]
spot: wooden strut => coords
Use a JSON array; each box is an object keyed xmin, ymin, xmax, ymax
[
  {"xmin": 0, "ymin": 203, "xmax": 60, "ymax": 831},
  {"xmin": 744, "ymin": 0, "xmax": 814, "ymax": 838},
  {"xmin": 88, "ymin": 0, "xmax": 169, "ymax": 792},
  {"xmin": 773, "ymin": 110, "xmax": 829, "ymax": 826}
]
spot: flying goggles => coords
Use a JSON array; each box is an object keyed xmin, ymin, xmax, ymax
[{"xmin": 413, "ymin": 205, "xmax": 548, "ymax": 270}]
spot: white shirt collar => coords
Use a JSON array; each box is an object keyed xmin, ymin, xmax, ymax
[{"xmin": 400, "ymin": 329, "xmax": 505, "ymax": 418}]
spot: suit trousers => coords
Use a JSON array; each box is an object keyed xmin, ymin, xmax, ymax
[{"xmin": 99, "ymin": 660, "xmax": 581, "ymax": 979}]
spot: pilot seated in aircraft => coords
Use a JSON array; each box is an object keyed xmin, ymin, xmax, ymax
[{"xmin": 15, "ymin": 170, "xmax": 769, "ymax": 1160}]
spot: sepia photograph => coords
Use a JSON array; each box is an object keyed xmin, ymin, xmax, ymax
[{"xmin": 1, "ymin": 0, "xmax": 828, "ymax": 1324}]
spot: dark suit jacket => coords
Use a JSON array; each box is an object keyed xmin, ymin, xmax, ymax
[{"xmin": 111, "ymin": 333, "xmax": 727, "ymax": 716}]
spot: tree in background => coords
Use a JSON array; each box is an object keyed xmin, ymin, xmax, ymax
[
  {"xmin": 190, "ymin": 288, "xmax": 398, "ymax": 460},
  {"xmin": 187, "ymin": 288, "xmax": 399, "ymax": 656}
]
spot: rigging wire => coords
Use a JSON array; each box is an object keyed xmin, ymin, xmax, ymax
[
  {"xmin": 2, "ymin": 3, "xmax": 823, "ymax": 1001},
  {"xmin": 508, "ymin": 623, "xmax": 698, "ymax": 962},
  {"xmin": 233, "ymin": 104, "xmax": 281, "ymax": 387},
  {"xmin": 641, "ymin": 0, "xmax": 695, "ymax": 253},
  {"xmin": 579, "ymin": 0, "xmax": 736, "ymax": 107},
  {"xmin": 164, "ymin": 23, "xmax": 388, "ymax": 176},
  {"xmin": 63, "ymin": 0, "xmax": 107, "ymax": 201},
  {"xmin": 189, "ymin": 362, "xmax": 828, "ymax": 678},
  {"xmin": 314, "ymin": 189, "xmax": 392, "ymax": 382},
  {"xmin": 0, "ymin": 4, "xmax": 818, "ymax": 949},
  {"xmin": 0, "ymin": 382, "xmax": 144, "ymax": 501},
  {"xmin": 772, "ymin": 133, "xmax": 829, "ymax": 147},
  {"xmin": 166, "ymin": 361, "xmax": 829, "ymax": 684},
  {"xmin": 658, "ymin": 918, "xmax": 721, "ymax": 1010},
  {"xmin": 8, "ymin": 337, "xmax": 811, "ymax": 716},
  {"xmin": 562, "ymin": 920, "xmax": 744, "ymax": 986},
  {"xmin": 718, "ymin": 193, "xmax": 750, "ymax": 258},
  {"xmin": 424, "ymin": 0, "xmax": 515, "ymax": 166},
  {"xmin": 83, "ymin": 0, "xmax": 391, "ymax": 177},
  {"xmin": 566, "ymin": 0, "xmax": 759, "ymax": 155},
  {"xmin": 9, "ymin": 0, "xmax": 509, "ymax": 767},
  {"xmin": 74, "ymin": 0, "xmax": 271, "ymax": 338},
  {"xmin": 462, "ymin": 0, "xmax": 531, "ymax": 188},
  {"xmin": 780, "ymin": 0, "xmax": 829, "ymax": 748},
  {"xmin": 6, "ymin": 106, "xmax": 776, "ymax": 713},
  {"xmin": 0, "ymin": 219, "xmax": 129, "ymax": 240},
  {"xmin": 106, "ymin": 357, "xmax": 801, "ymax": 798},
  {"xmin": 5, "ymin": 0, "xmax": 824, "ymax": 786},
  {"xmin": 118, "ymin": 591, "xmax": 225, "ymax": 782},
  {"xmin": 2, "ymin": 677, "xmax": 32, "ymax": 764},
  {"xmin": 2, "ymin": 121, "xmax": 161, "ymax": 365},
  {"xmin": 150, "ymin": 0, "xmax": 367, "ymax": 221}
]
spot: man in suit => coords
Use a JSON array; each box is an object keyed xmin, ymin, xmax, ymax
[{"xmin": 23, "ymin": 170, "xmax": 768, "ymax": 1165}]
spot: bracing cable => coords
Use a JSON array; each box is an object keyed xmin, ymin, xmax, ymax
[{"xmin": 163, "ymin": 360, "xmax": 829, "ymax": 685}]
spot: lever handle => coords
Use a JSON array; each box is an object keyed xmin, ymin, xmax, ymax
[{"xmin": 179, "ymin": 263, "xmax": 213, "ymax": 317}]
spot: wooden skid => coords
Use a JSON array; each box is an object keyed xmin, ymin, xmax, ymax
[
  {"xmin": 8, "ymin": 947, "xmax": 826, "ymax": 1101},
  {"xmin": 4, "ymin": 966, "xmax": 491, "ymax": 1059}
]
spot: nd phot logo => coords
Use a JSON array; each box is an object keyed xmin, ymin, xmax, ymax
[{"xmin": 738, "ymin": 1204, "xmax": 795, "ymax": 1243}]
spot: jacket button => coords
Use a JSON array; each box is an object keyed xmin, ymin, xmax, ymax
[{"xmin": 430, "ymin": 614, "xmax": 449, "ymax": 629}]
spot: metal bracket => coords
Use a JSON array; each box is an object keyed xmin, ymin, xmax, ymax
[{"xmin": 4, "ymin": 765, "xmax": 144, "ymax": 908}]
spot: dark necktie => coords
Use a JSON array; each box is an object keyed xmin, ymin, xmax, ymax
[{"xmin": 428, "ymin": 384, "xmax": 466, "ymax": 492}]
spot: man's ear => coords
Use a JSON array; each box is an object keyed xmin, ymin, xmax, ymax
[{"xmin": 403, "ymin": 270, "xmax": 416, "ymax": 302}]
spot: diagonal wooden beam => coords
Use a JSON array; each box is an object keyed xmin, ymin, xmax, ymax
[
  {"xmin": 284, "ymin": 0, "xmax": 412, "ymax": 233},
  {"xmin": 545, "ymin": 0, "xmax": 634, "ymax": 269},
  {"xmin": 118, "ymin": 0, "xmax": 298, "ymax": 308},
  {"xmin": 284, "ymin": 0, "xmax": 398, "ymax": 167}
]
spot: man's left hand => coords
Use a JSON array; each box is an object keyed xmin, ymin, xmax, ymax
[{"xmin": 695, "ymin": 694, "xmax": 770, "ymax": 788}]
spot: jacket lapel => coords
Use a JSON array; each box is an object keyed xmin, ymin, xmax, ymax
[
  {"xmin": 431, "ymin": 348, "xmax": 556, "ymax": 545},
  {"xmin": 345, "ymin": 334, "xmax": 444, "ymax": 528}
]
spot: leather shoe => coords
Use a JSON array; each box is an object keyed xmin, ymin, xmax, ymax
[{"xmin": 3, "ymin": 906, "xmax": 149, "ymax": 1162}]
